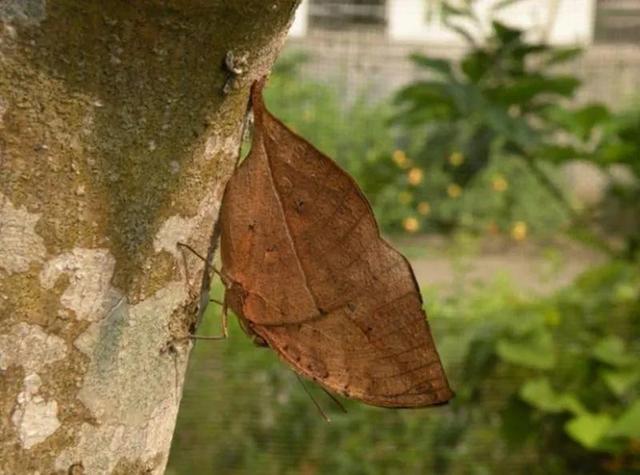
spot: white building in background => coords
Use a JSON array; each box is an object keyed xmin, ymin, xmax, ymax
[
  {"xmin": 388, "ymin": 0, "xmax": 596, "ymax": 45},
  {"xmin": 290, "ymin": 0, "xmax": 597, "ymax": 45},
  {"xmin": 286, "ymin": 0, "xmax": 640, "ymax": 107},
  {"xmin": 289, "ymin": 0, "xmax": 309, "ymax": 37}
]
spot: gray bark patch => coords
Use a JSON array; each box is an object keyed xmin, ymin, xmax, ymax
[
  {"xmin": 0, "ymin": 0, "xmax": 47, "ymax": 26},
  {"xmin": 0, "ymin": 322, "xmax": 67, "ymax": 372},
  {"xmin": 55, "ymin": 282, "xmax": 190, "ymax": 474},
  {"xmin": 11, "ymin": 373, "xmax": 61, "ymax": 449},
  {"xmin": 0, "ymin": 193, "xmax": 47, "ymax": 274},
  {"xmin": 40, "ymin": 249, "xmax": 121, "ymax": 322}
]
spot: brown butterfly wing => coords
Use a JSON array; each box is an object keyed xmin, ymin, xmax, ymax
[{"xmin": 219, "ymin": 80, "xmax": 453, "ymax": 408}]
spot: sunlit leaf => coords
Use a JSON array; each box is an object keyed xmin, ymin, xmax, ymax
[
  {"xmin": 520, "ymin": 377, "xmax": 584, "ymax": 414},
  {"xmin": 601, "ymin": 368, "xmax": 640, "ymax": 396},
  {"xmin": 496, "ymin": 333, "xmax": 555, "ymax": 369},
  {"xmin": 592, "ymin": 336, "xmax": 635, "ymax": 367},
  {"xmin": 608, "ymin": 400, "xmax": 640, "ymax": 438},
  {"xmin": 565, "ymin": 413, "xmax": 613, "ymax": 449}
]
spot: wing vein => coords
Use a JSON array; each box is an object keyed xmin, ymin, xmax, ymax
[{"xmin": 260, "ymin": 129, "xmax": 322, "ymax": 314}]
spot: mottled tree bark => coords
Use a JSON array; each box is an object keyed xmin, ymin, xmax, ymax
[{"xmin": 0, "ymin": 1, "xmax": 298, "ymax": 473}]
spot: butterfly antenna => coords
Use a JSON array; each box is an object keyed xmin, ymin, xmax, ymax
[
  {"xmin": 294, "ymin": 373, "xmax": 331, "ymax": 423},
  {"xmin": 320, "ymin": 387, "xmax": 347, "ymax": 414}
]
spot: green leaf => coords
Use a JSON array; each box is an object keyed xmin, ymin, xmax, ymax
[
  {"xmin": 496, "ymin": 333, "xmax": 555, "ymax": 370},
  {"xmin": 520, "ymin": 378, "xmax": 559, "ymax": 411},
  {"xmin": 496, "ymin": 75, "xmax": 580, "ymax": 105},
  {"xmin": 572, "ymin": 104, "xmax": 611, "ymax": 134},
  {"xmin": 608, "ymin": 400, "xmax": 640, "ymax": 438},
  {"xmin": 492, "ymin": 20, "xmax": 523, "ymax": 44},
  {"xmin": 511, "ymin": 44, "xmax": 550, "ymax": 62},
  {"xmin": 544, "ymin": 47, "xmax": 583, "ymax": 66},
  {"xmin": 394, "ymin": 81, "xmax": 448, "ymax": 106},
  {"xmin": 410, "ymin": 54, "xmax": 454, "ymax": 77},
  {"xmin": 546, "ymin": 103, "xmax": 611, "ymax": 140},
  {"xmin": 393, "ymin": 81, "xmax": 456, "ymax": 124},
  {"xmin": 483, "ymin": 107, "xmax": 538, "ymax": 150},
  {"xmin": 565, "ymin": 413, "xmax": 613, "ymax": 449},
  {"xmin": 461, "ymin": 51, "xmax": 491, "ymax": 82},
  {"xmin": 520, "ymin": 377, "xmax": 584, "ymax": 414},
  {"xmin": 601, "ymin": 369, "xmax": 640, "ymax": 396},
  {"xmin": 445, "ymin": 81, "xmax": 484, "ymax": 114},
  {"xmin": 592, "ymin": 336, "xmax": 635, "ymax": 367}
]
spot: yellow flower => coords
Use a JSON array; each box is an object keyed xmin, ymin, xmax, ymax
[
  {"xmin": 417, "ymin": 201, "xmax": 431, "ymax": 216},
  {"xmin": 447, "ymin": 183, "xmax": 462, "ymax": 199},
  {"xmin": 392, "ymin": 149, "xmax": 409, "ymax": 168},
  {"xmin": 492, "ymin": 175, "xmax": 508, "ymax": 192},
  {"xmin": 448, "ymin": 151, "xmax": 464, "ymax": 167},
  {"xmin": 511, "ymin": 221, "xmax": 528, "ymax": 241},
  {"xmin": 398, "ymin": 191, "xmax": 413, "ymax": 205},
  {"xmin": 403, "ymin": 217, "xmax": 420, "ymax": 233},
  {"xmin": 407, "ymin": 167, "xmax": 424, "ymax": 186}
]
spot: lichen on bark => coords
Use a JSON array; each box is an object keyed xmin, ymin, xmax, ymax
[{"xmin": 0, "ymin": 0, "xmax": 299, "ymax": 472}]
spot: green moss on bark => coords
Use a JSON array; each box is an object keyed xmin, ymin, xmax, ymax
[{"xmin": 2, "ymin": 0, "xmax": 297, "ymax": 295}]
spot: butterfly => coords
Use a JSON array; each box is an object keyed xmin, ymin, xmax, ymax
[{"xmin": 216, "ymin": 77, "xmax": 453, "ymax": 408}]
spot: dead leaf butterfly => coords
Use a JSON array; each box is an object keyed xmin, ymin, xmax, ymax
[{"xmin": 218, "ymin": 78, "xmax": 453, "ymax": 408}]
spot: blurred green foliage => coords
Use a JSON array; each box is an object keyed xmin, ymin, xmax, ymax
[
  {"xmin": 443, "ymin": 261, "xmax": 640, "ymax": 473},
  {"xmin": 590, "ymin": 102, "xmax": 640, "ymax": 256},
  {"xmin": 168, "ymin": 261, "xmax": 640, "ymax": 474},
  {"xmin": 167, "ymin": 2, "xmax": 640, "ymax": 473}
]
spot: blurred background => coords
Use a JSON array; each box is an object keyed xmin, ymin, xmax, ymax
[{"xmin": 167, "ymin": 1, "xmax": 640, "ymax": 473}]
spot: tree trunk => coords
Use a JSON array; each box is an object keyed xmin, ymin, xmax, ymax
[{"xmin": 0, "ymin": 1, "xmax": 298, "ymax": 473}]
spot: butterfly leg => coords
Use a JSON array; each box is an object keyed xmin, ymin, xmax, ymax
[
  {"xmin": 177, "ymin": 242, "xmax": 230, "ymax": 288},
  {"xmin": 177, "ymin": 241, "xmax": 207, "ymax": 264},
  {"xmin": 211, "ymin": 267, "xmax": 231, "ymax": 289},
  {"xmin": 177, "ymin": 242, "xmax": 230, "ymax": 340},
  {"xmin": 191, "ymin": 293, "xmax": 229, "ymax": 341}
]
